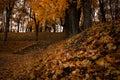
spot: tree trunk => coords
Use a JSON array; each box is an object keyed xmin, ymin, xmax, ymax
[
  {"xmin": 64, "ymin": 9, "xmax": 70, "ymax": 37},
  {"xmin": 53, "ymin": 26, "xmax": 56, "ymax": 33},
  {"xmin": 82, "ymin": 0, "xmax": 92, "ymax": 29},
  {"xmin": 30, "ymin": 11, "xmax": 39, "ymax": 41},
  {"xmin": 99, "ymin": 0, "xmax": 106, "ymax": 22},
  {"xmin": 34, "ymin": 21, "xmax": 39, "ymax": 41},
  {"xmin": 35, "ymin": 24, "xmax": 39, "ymax": 41},
  {"xmin": 4, "ymin": 8, "xmax": 11, "ymax": 41},
  {"xmin": 109, "ymin": 0, "xmax": 114, "ymax": 20},
  {"xmin": 17, "ymin": 21, "xmax": 20, "ymax": 32},
  {"xmin": 64, "ymin": 1, "xmax": 80, "ymax": 37},
  {"xmin": 17, "ymin": 17, "xmax": 21, "ymax": 32},
  {"xmin": 39, "ymin": 27, "xmax": 42, "ymax": 32},
  {"xmin": 115, "ymin": 0, "xmax": 119, "ymax": 20},
  {"xmin": 3, "ymin": 1, "xmax": 15, "ymax": 41}
]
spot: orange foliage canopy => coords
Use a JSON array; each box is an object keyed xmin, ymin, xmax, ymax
[
  {"xmin": 26, "ymin": 0, "xmax": 98, "ymax": 26},
  {"xmin": 26, "ymin": 0, "xmax": 68, "ymax": 27}
]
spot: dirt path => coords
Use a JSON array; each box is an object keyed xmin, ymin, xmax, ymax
[
  {"xmin": 0, "ymin": 52, "xmax": 37, "ymax": 79},
  {"xmin": 0, "ymin": 41, "xmax": 47, "ymax": 80}
]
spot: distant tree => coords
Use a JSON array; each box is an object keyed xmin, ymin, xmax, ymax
[
  {"xmin": 0, "ymin": 0, "xmax": 18, "ymax": 41},
  {"xmin": 114, "ymin": 0, "xmax": 119, "ymax": 20},
  {"xmin": 26, "ymin": 0, "xmax": 68, "ymax": 40},
  {"xmin": 29, "ymin": 9, "xmax": 40, "ymax": 41},
  {"xmin": 12, "ymin": 0, "xmax": 27, "ymax": 32},
  {"xmin": 0, "ymin": 10, "xmax": 4, "ymax": 33},
  {"xmin": 108, "ymin": 0, "xmax": 120, "ymax": 21},
  {"xmin": 97, "ymin": 0, "xmax": 120, "ymax": 22}
]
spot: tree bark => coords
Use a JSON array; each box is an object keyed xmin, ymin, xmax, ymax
[
  {"xmin": 17, "ymin": 18, "xmax": 21, "ymax": 32},
  {"xmin": 4, "ymin": 8, "xmax": 11, "ymax": 41},
  {"xmin": 29, "ymin": 9, "xmax": 40, "ymax": 41},
  {"xmin": 82, "ymin": 0, "xmax": 92, "ymax": 29},
  {"xmin": 64, "ymin": 1, "xmax": 80, "ymax": 37},
  {"xmin": 64, "ymin": 9, "xmax": 70, "ymax": 37},
  {"xmin": 115, "ymin": 0, "xmax": 119, "ymax": 20},
  {"xmin": 34, "ymin": 18, "xmax": 39, "ymax": 41},
  {"xmin": 3, "ymin": 1, "xmax": 15, "ymax": 41},
  {"xmin": 99, "ymin": 0, "xmax": 106, "ymax": 22},
  {"xmin": 109, "ymin": 0, "xmax": 114, "ymax": 20}
]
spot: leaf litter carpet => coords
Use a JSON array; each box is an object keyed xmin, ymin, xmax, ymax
[
  {"xmin": 19, "ymin": 23, "xmax": 120, "ymax": 80},
  {"xmin": 0, "ymin": 23, "xmax": 120, "ymax": 80},
  {"xmin": 0, "ymin": 41, "xmax": 50, "ymax": 80}
]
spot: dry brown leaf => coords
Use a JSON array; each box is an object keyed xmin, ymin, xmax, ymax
[
  {"xmin": 55, "ymin": 69, "xmax": 63, "ymax": 75},
  {"xmin": 96, "ymin": 58, "xmax": 105, "ymax": 66},
  {"xmin": 106, "ymin": 55, "xmax": 115, "ymax": 63},
  {"xmin": 106, "ymin": 43, "xmax": 117, "ymax": 50},
  {"xmin": 30, "ymin": 73, "xmax": 35, "ymax": 79}
]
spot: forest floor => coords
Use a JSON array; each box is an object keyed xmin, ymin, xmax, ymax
[
  {"xmin": 0, "ymin": 22, "xmax": 120, "ymax": 80},
  {"xmin": 0, "ymin": 42, "xmax": 39, "ymax": 79},
  {"xmin": 0, "ymin": 32, "xmax": 66, "ymax": 80},
  {"xmin": 0, "ymin": 41, "xmax": 52, "ymax": 80}
]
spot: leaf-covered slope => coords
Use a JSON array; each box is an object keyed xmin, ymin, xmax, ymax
[{"xmin": 20, "ymin": 23, "xmax": 120, "ymax": 80}]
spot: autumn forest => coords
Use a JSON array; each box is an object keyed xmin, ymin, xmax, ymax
[{"xmin": 0, "ymin": 0, "xmax": 120, "ymax": 80}]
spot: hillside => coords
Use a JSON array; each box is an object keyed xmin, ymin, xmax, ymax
[{"xmin": 16, "ymin": 23, "xmax": 120, "ymax": 80}]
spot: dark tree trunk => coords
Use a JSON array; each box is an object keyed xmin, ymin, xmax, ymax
[
  {"xmin": 64, "ymin": 9, "xmax": 70, "ymax": 37},
  {"xmin": 4, "ymin": 8, "xmax": 11, "ymax": 41},
  {"xmin": 29, "ymin": 10, "xmax": 40, "ymax": 41},
  {"xmin": 17, "ymin": 19, "xmax": 21, "ymax": 32},
  {"xmin": 30, "ymin": 26, "xmax": 32, "ymax": 32},
  {"xmin": 35, "ymin": 24, "xmax": 39, "ymax": 41},
  {"xmin": 99, "ymin": 0, "xmax": 106, "ymax": 22},
  {"xmin": 109, "ymin": 0, "xmax": 114, "ymax": 20},
  {"xmin": 17, "ymin": 16, "xmax": 22, "ymax": 32},
  {"xmin": 115, "ymin": 0, "xmax": 119, "ymax": 20},
  {"xmin": 68, "ymin": 2, "xmax": 80, "ymax": 35},
  {"xmin": 82, "ymin": 0, "xmax": 92, "ymax": 29},
  {"xmin": 39, "ymin": 27, "xmax": 42, "ymax": 32},
  {"xmin": 34, "ymin": 19, "xmax": 39, "ymax": 41},
  {"xmin": 64, "ymin": 1, "xmax": 81, "ymax": 37},
  {"xmin": 3, "ymin": 1, "xmax": 15, "ymax": 41},
  {"xmin": 77, "ymin": 7, "xmax": 81, "ymax": 32},
  {"xmin": 53, "ymin": 26, "xmax": 56, "ymax": 33}
]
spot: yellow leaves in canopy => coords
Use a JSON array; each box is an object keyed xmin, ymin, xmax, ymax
[
  {"xmin": 56, "ymin": 0, "xmax": 68, "ymax": 12},
  {"xmin": 27, "ymin": 20, "xmax": 34, "ymax": 27},
  {"xmin": 29, "ymin": 0, "xmax": 68, "ymax": 23}
]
